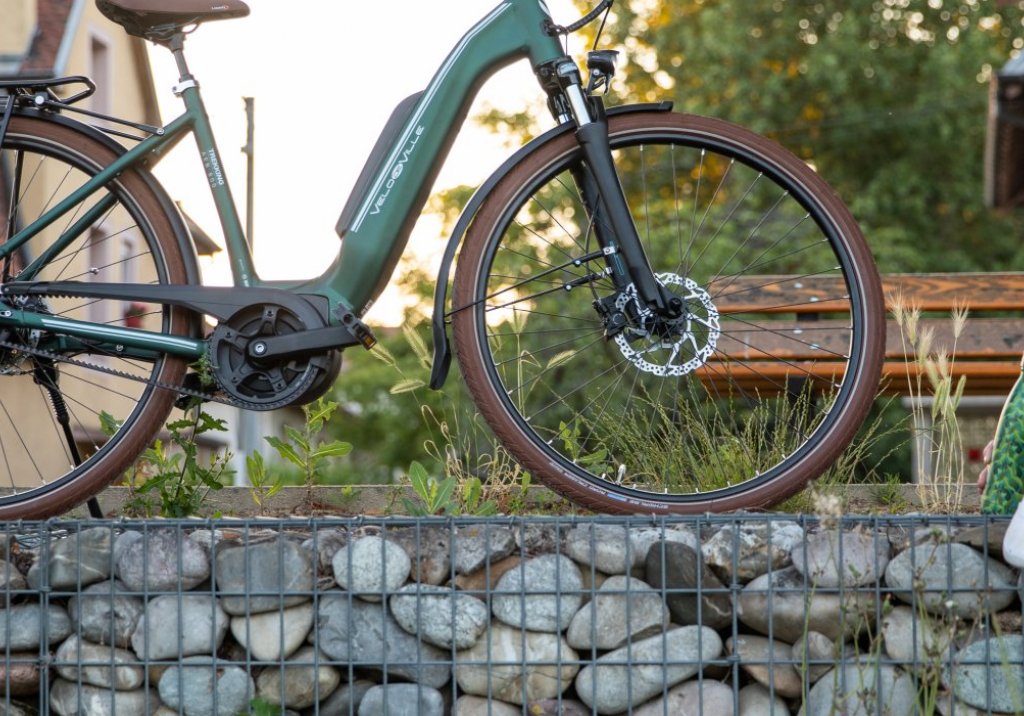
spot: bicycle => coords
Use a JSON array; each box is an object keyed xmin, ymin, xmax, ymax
[{"xmin": 0, "ymin": 0, "xmax": 884, "ymax": 518}]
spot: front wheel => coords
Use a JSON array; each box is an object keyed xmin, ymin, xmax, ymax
[{"xmin": 453, "ymin": 112, "xmax": 884, "ymax": 514}]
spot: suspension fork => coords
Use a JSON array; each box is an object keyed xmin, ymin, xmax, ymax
[{"xmin": 542, "ymin": 58, "xmax": 681, "ymax": 317}]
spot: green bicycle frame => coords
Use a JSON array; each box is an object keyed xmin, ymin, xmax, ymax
[{"xmin": 0, "ymin": 0, "xmax": 566, "ymax": 359}]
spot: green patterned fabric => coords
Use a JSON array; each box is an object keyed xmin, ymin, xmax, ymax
[{"xmin": 983, "ymin": 371, "xmax": 1024, "ymax": 515}]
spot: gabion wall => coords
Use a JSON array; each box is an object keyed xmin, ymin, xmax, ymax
[{"xmin": 0, "ymin": 515, "xmax": 1020, "ymax": 715}]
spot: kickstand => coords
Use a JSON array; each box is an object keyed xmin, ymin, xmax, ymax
[{"xmin": 86, "ymin": 497, "xmax": 103, "ymax": 519}]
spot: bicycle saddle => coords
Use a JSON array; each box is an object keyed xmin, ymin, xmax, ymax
[{"xmin": 96, "ymin": 0, "xmax": 250, "ymax": 40}]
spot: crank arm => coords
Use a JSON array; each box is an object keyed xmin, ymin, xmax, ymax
[{"xmin": 247, "ymin": 324, "xmax": 373, "ymax": 363}]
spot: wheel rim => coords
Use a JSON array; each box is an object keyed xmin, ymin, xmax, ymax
[
  {"xmin": 468, "ymin": 124, "xmax": 874, "ymax": 504},
  {"xmin": 0, "ymin": 127, "xmax": 181, "ymax": 506}
]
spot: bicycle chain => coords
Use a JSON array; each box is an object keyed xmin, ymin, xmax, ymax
[{"xmin": 0, "ymin": 333, "xmax": 239, "ymax": 407}]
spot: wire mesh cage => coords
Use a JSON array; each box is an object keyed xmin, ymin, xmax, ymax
[{"xmin": 0, "ymin": 514, "xmax": 1020, "ymax": 714}]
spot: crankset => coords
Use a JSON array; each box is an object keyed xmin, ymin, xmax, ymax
[{"xmin": 209, "ymin": 303, "xmax": 341, "ymax": 410}]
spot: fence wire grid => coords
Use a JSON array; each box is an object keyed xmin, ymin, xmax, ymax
[{"xmin": 0, "ymin": 514, "xmax": 1020, "ymax": 715}]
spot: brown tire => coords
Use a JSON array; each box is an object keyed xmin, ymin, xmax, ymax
[
  {"xmin": 0, "ymin": 114, "xmax": 193, "ymax": 518},
  {"xmin": 453, "ymin": 111, "xmax": 884, "ymax": 514}
]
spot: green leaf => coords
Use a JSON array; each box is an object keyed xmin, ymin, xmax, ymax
[
  {"xmin": 408, "ymin": 461, "xmax": 431, "ymax": 500},
  {"xmin": 265, "ymin": 436, "xmax": 305, "ymax": 469},
  {"xmin": 431, "ymin": 476, "xmax": 456, "ymax": 513},
  {"xmin": 310, "ymin": 441, "xmax": 352, "ymax": 461},
  {"xmin": 285, "ymin": 426, "xmax": 310, "ymax": 453}
]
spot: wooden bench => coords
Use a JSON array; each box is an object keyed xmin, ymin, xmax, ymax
[{"xmin": 699, "ymin": 272, "xmax": 1024, "ymax": 396}]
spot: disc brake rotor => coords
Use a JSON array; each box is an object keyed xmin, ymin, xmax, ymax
[{"xmin": 613, "ymin": 273, "xmax": 720, "ymax": 377}]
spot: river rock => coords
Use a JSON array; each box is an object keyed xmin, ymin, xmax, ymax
[
  {"xmin": 455, "ymin": 622, "xmax": 578, "ymax": 704},
  {"xmin": 881, "ymin": 605, "xmax": 955, "ymax": 665},
  {"xmin": 702, "ymin": 521, "xmax": 804, "ymax": 582},
  {"xmin": 358, "ymin": 684, "xmax": 445, "ymax": 716},
  {"xmin": 67, "ymin": 579, "xmax": 144, "ymax": 648},
  {"xmin": 737, "ymin": 566, "xmax": 873, "ymax": 642},
  {"xmin": 455, "ymin": 555, "xmax": 521, "ymax": 592},
  {"xmin": 453, "ymin": 525, "xmax": 516, "ymax": 574},
  {"xmin": 791, "ymin": 528, "xmax": 889, "ymax": 587},
  {"xmin": 384, "ymin": 526, "xmax": 451, "ymax": 585},
  {"xmin": 738, "ymin": 682, "xmax": 792, "ymax": 714},
  {"xmin": 28, "ymin": 527, "xmax": 112, "ymax": 590},
  {"xmin": 49, "ymin": 679, "xmax": 156, "ymax": 716},
  {"xmin": 727, "ymin": 634, "xmax": 802, "ymax": 698},
  {"xmin": 230, "ymin": 601, "xmax": 313, "ymax": 661},
  {"xmin": 525, "ymin": 698, "xmax": 592, "ymax": 715},
  {"xmin": 158, "ymin": 656, "xmax": 254, "ymax": 716},
  {"xmin": 798, "ymin": 660, "xmax": 916, "ymax": 716},
  {"xmin": 452, "ymin": 695, "xmax": 521, "ymax": 715},
  {"xmin": 0, "ymin": 560, "xmax": 25, "ymax": 591},
  {"xmin": 645, "ymin": 539, "xmax": 732, "ymax": 629},
  {"xmin": 492, "ymin": 553, "xmax": 582, "ymax": 632},
  {"xmin": 389, "ymin": 584, "xmax": 488, "ymax": 649},
  {"xmin": 114, "ymin": 529, "xmax": 208, "ymax": 592},
  {"xmin": 256, "ymin": 646, "xmax": 340, "ymax": 710},
  {"xmin": 130, "ymin": 594, "xmax": 228, "ymax": 659},
  {"xmin": 564, "ymin": 524, "xmax": 697, "ymax": 575},
  {"xmin": 791, "ymin": 630, "xmax": 837, "ymax": 683},
  {"xmin": 317, "ymin": 591, "xmax": 449, "ymax": 688},
  {"xmin": 304, "ymin": 679, "xmax": 374, "ymax": 716},
  {"xmin": 943, "ymin": 635, "xmax": 1024, "ymax": 713},
  {"xmin": 0, "ymin": 604, "xmax": 71, "ymax": 650},
  {"xmin": 333, "ymin": 535, "xmax": 410, "ymax": 601},
  {"xmin": 885, "ymin": 542, "xmax": 1016, "ymax": 617},
  {"xmin": 55, "ymin": 635, "xmax": 144, "ymax": 691},
  {"xmin": 0, "ymin": 652, "xmax": 44, "ymax": 696},
  {"xmin": 565, "ymin": 575, "xmax": 669, "ymax": 650},
  {"xmin": 215, "ymin": 538, "xmax": 313, "ymax": 614},
  {"xmin": 633, "ymin": 679, "xmax": 735, "ymax": 715},
  {"xmin": 575, "ymin": 626, "xmax": 723, "ymax": 714}
]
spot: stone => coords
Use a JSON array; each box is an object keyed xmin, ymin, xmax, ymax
[
  {"xmin": 303, "ymin": 679, "xmax": 374, "ymax": 716},
  {"xmin": 798, "ymin": 660, "xmax": 916, "ymax": 716},
  {"xmin": 491, "ymin": 553, "xmax": 583, "ymax": 632},
  {"xmin": 255, "ymin": 646, "xmax": 341, "ymax": 710},
  {"xmin": 215, "ymin": 538, "xmax": 313, "ymax": 615},
  {"xmin": 738, "ymin": 682, "xmax": 792, "ymax": 715},
  {"xmin": 158, "ymin": 656, "xmax": 255, "ymax": 716},
  {"xmin": 737, "ymin": 566, "xmax": 874, "ymax": 642},
  {"xmin": 55, "ymin": 635, "xmax": 144, "ymax": 691},
  {"xmin": 452, "ymin": 695, "xmax": 521, "ymax": 716},
  {"xmin": 301, "ymin": 528, "xmax": 349, "ymax": 577},
  {"xmin": 525, "ymin": 698, "xmax": 592, "ymax": 715},
  {"xmin": 954, "ymin": 523, "xmax": 1007, "ymax": 560},
  {"xmin": 0, "ymin": 559, "xmax": 26, "ymax": 591},
  {"xmin": 565, "ymin": 575, "xmax": 669, "ymax": 650},
  {"xmin": 357, "ymin": 684, "xmax": 445, "ymax": 716},
  {"xmin": 454, "ymin": 555, "xmax": 520, "ymax": 592},
  {"xmin": 0, "ymin": 604, "xmax": 72, "ymax": 650},
  {"xmin": 130, "ymin": 594, "xmax": 228, "ymax": 659},
  {"xmin": 514, "ymin": 524, "xmax": 564, "ymax": 554},
  {"xmin": 727, "ymin": 634, "xmax": 803, "ymax": 698},
  {"xmin": 645, "ymin": 539, "xmax": 732, "ymax": 629},
  {"xmin": 0, "ymin": 699, "xmax": 39, "ymax": 716},
  {"xmin": 702, "ymin": 521, "xmax": 805, "ymax": 582},
  {"xmin": 49, "ymin": 680, "xmax": 156, "ymax": 716},
  {"xmin": 564, "ymin": 524, "xmax": 697, "ymax": 575},
  {"xmin": 230, "ymin": 601, "xmax": 313, "ymax": 661},
  {"xmin": 453, "ymin": 525, "xmax": 516, "ymax": 574},
  {"xmin": 944, "ymin": 635, "xmax": 1024, "ymax": 713},
  {"xmin": 384, "ymin": 526, "xmax": 451, "ymax": 585},
  {"xmin": 0, "ymin": 652, "xmax": 44, "ymax": 696},
  {"xmin": 935, "ymin": 690, "xmax": 988, "ymax": 715},
  {"xmin": 113, "ymin": 529, "xmax": 209, "ymax": 592},
  {"xmin": 633, "ymin": 679, "xmax": 735, "ymax": 715},
  {"xmin": 791, "ymin": 528, "xmax": 889, "ymax": 587},
  {"xmin": 575, "ymin": 626, "xmax": 723, "ymax": 714},
  {"xmin": 885, "ymin": 541, "xmax": 1016, "ymax": 618},
  {"xmin": 66, "ymin": 579, "xmax": 144, "ymax": 648},
  {"xmin": 317, "ymin": 591, "xmax": 449, "ymax": 688},
  {"xmin": 881, "ymin": 605, "xmax": 955, "ymax": 665},
  {"xmin": 27, "ymin": 526, "xmax": 112, "ymax": 590},
  {"xmin": 389, "ymin": 583, "xmax": 488, "ymax": 649},
  {"xmin": 332, "ymin": 535, "xmax": 411, "ymax": 601},
  {"xmin": 791, "ymin": 630, "xmax": 837, "ymax": 683},
  {"xmin": 455, "ymin": 622, "xmax": 578, "ymax": 705}
]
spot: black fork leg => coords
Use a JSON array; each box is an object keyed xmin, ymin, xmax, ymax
[{"xmin": 33, "ymin": 361, "xmax": 104, "ymax": 518}]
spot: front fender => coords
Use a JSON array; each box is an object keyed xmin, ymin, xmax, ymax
[{"xmin": 429, "ymin": 101, "xmax": 673, "ymax": 389}]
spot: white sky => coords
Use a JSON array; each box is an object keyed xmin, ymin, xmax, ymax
[{"xmin": 147, "ymin": 0, "xmax": 579, "ymax": 325}]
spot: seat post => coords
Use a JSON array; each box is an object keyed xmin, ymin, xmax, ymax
[{"xmin": 167, "ymin": 33, "xmax": 195, "ymax": 86}]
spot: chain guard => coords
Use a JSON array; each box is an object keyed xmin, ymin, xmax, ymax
[{"xmin": 209, "ymin": 303, "xmax": 341, "ymax": 411}]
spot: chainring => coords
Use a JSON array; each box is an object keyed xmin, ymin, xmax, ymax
[{"xmin": 209, "ymin": 303, "xmax": 341, "ymax": 411}]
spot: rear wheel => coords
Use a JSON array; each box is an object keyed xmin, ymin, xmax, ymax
[
  {"xmin": 0, "ymin": 114, "xmax": 193, "ymax": 518},
  {"xmin": 453, "ymin": 111, "xmax": 884, "ymax": 514}
]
